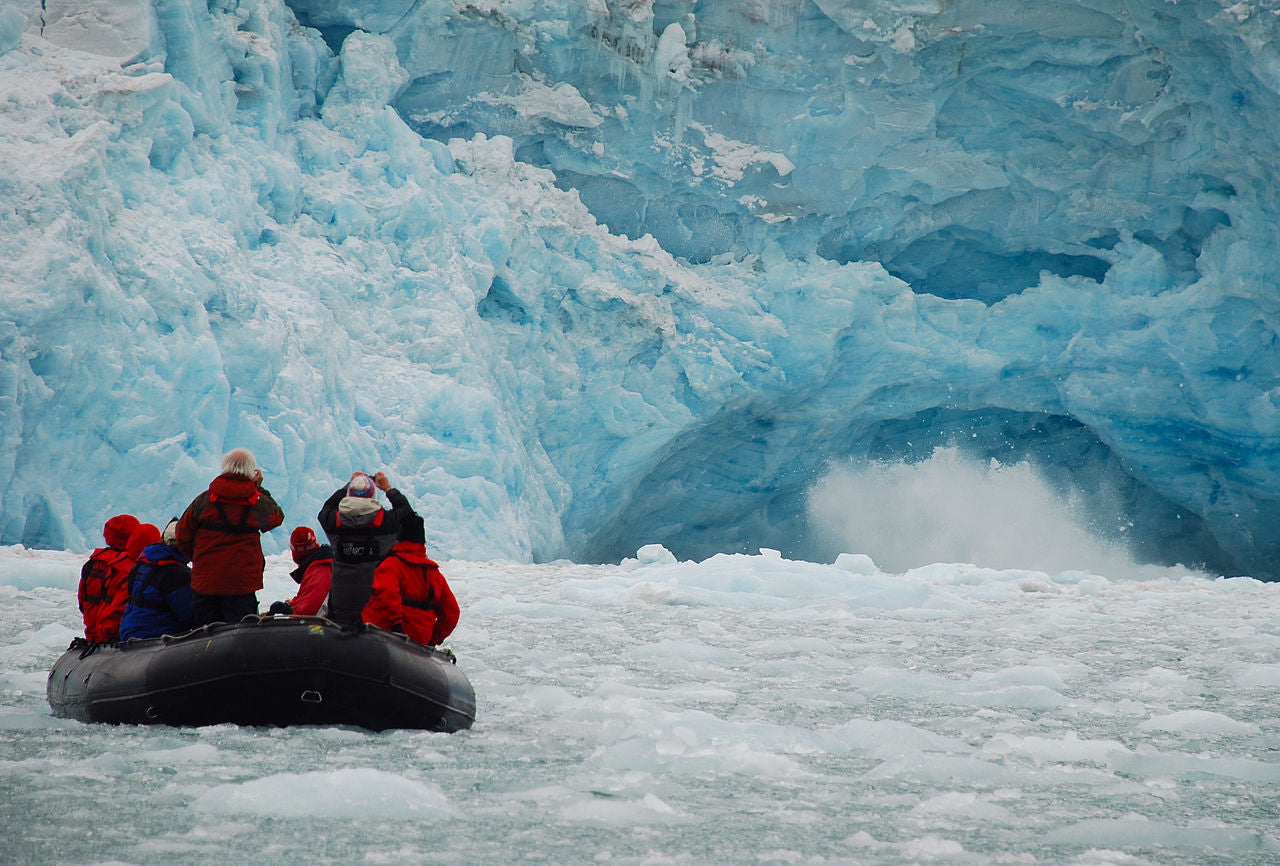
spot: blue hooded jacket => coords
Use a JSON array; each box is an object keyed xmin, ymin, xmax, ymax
[{"xmin": 119, "ymin": 542, "xmax": 196, "ymax": 641}]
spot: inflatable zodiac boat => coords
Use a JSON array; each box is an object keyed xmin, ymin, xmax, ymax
[{"xmin": 47, "ymin": 616, "xmax": 476, "ymax": 732}]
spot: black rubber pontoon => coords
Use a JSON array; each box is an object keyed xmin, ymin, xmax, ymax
[{"xmin": 46, "ymin": 616, "xmax": 476, "ymax": 732}]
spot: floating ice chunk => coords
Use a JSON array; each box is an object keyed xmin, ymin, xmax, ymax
[
  {"xmin": 1137, "ymin": 710, "xmax": 1259, "ymax": 737},
  {"xmin": 969, "ymin": 665, "xmax": 1068, "ymax": 691},
  {"xmin": 852, "ymin": 665, "xmax": 1066, "ymax": 709},
  {"xmin": 912, "ymin": 791, "xmax": 1015, "ymax": 822},
  {"xmin": 863, "ymin": 752, "xmax": 1017, "ymax": 786},
  {"xmin": 138, "ymin": 744, "xmax": 221, "ymax": 764},
  {"xmin": 1108, "ymin": 751, "xmax": 1280, "ymax": 784},
  {"xmin": 1233, "ymin": 663, "xmax": 1280, "ymax": 688},
  {"xmin": 557, "ymin": 790, "xmax": 684, "ymax": 825},
  {"xmin": 632, "ymin": 639, "xmax": 739, "ymax": 665},
  {"xmin": 191, "ymin": 767, "xmax": 454, "ymax": 818},
  {"xmin": 0, "ymin": 547, "xmax": 82, "ymax": 591},
  {"xmin": 825, "ymin": 718, "xmax": 967, "ymax": 755},
  {"xmin": 633, "ymin": 544, "xmax": 677, "ymax": 566},
  {"xmin": 834, "ymin": 552, "xmax": 877, "ymax": 575},
  {"xmin": 899, "ymin": 836, "xmax": 968, "ymax": 859},
  {"xmin": 1041, "ymin": 817, "xmax": 1279, "ymax": 853},
  {"xmin": 843, "ymin": 830, "xmax": 884, "ymax": 849},
  {"xmin": 982, "ymin": 731, "xmax": 1130, "ymax": 766},
  {"xmin": 520, "ymin": 684, "xmax": 579, "ymax": 714},
  {"xmin": 33, "ymin": 623, "xmax": 79, "ymax": 648},
  {"xmin": 1115, "ymin": 666, "xmax": 1202, "ymax": 700}
]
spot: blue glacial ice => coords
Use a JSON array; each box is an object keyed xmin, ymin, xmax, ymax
[{"xmin": 0, "ymin": 0, "xmax": 1278, "ymax": 577}]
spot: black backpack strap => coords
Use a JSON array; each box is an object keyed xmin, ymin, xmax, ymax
[
  {"xmin": 128, "ymin": 560, "xmax": 174, "ymax": 611},
  {"xmin": 200, "ymin": 499, "xmax": 258, "ymax": 534},
  {"xmin": 81, "ymin": 550, "xmax": 124, "ymax": 604},
  {"xmin": 80, "ymin": 558, "xmax": 107, "ymax": 603}
]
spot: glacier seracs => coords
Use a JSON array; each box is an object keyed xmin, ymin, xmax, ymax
[{"xmin": 1, "ymin": 0, "xmax": 1278, "ymax": 578}]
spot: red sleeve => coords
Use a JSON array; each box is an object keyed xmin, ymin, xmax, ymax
[
  {"xmin": 79, "ymin": 550, "xmax": 106, "ymax": 635},
  {"xmin": 79, "ymin": 579, "xmax": 94, "ymax": 635},
  {"xmin": 254, "ymin": 489, "xmax": 285, "ymax": 532},
  {"xmin": 78, "ymin": 558, "xmax": 90, "ymax": 613},
  {"xmin": 427, "ymin": 565, "xmax": 459, "ymax": 645},
  {"xmin": 175, "ymin": 496, "xmax": 202, "ymax": 558},
  {"xmin": 362, "ymin": 560, "xmax": 403, "ymax": 632},
  {"xmin": 289, "ymin": 561, "xmax": 332, "ymax": 616}
]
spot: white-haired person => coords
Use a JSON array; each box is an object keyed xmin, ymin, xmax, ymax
[{"xmin": 176, "ymin": 447, "xmax": 284, "ymax": 627}]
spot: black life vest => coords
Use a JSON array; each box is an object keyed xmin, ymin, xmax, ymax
[{"xmin": 334, "ymin": 510, "xmax": 388, "ymax": 561}]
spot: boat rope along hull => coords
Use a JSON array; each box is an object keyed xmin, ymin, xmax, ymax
[{"xmin": 46, "ymin": 617, "xmax": 476, "ymax": 732}]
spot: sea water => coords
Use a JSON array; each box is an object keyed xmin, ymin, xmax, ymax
[{"xmin": 1, "ymin": 545, "xmax": 1277, "ymax": 865}]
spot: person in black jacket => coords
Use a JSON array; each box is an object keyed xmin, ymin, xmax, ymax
[{"xmin": 317, "ymin": 471, "xmax": 412, "ymax": 628}]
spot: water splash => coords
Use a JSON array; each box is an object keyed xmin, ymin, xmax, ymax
[{"xmin": 806, "ymin": 446, "xmax": 1174, "ymax": 577}]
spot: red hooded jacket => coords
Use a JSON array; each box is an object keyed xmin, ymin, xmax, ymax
[
  {"xmin": 288, "ymin": 548, "xmax": 333, "ymax": 616},
  {"xmin": 80, "ymin": 514, "xmax": 140, "ymax": 642},
  {"xmin": 176, "ymin": 473, "xmax": 284, "ymax": 595},
  {"xmin": 363, "ymin": 541, "xmax": 459, "ymax": 646},
  {"xmin": 100, "ymin": 523, "xmax": 162, "ymax": 640}
]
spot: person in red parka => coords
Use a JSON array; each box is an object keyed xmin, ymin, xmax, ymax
[
  {"xmin": 266, "ymin": 527, "xmax": 333, "ymax": 617},
  {"xmin": 363, "ymin": 512, "xmax": 458, "ymax": 646},
  {"xmin": 103, "ymin": 522, "xmax": 163, "ymax": 639},
  {"xmin": 176, "ymin": 447, "xmax": 284, "ymax": 627},
  {"xmin": 79, "ymin": 513, "xmax": 140, "ymax": 642}
]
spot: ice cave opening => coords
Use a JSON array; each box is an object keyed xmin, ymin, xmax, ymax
[{"xmin": 576, "ymin": 406, "xmax": 1234, "ymax": 577}]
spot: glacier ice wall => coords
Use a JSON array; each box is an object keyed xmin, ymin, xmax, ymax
[{"xmin": 1, "ymin": 0, "xmax": 1278, "ymax": 578}]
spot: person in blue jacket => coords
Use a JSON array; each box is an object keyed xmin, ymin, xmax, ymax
[{"xmin": 120, "ymin": 519, "xmax": 196, "ymax": 641}]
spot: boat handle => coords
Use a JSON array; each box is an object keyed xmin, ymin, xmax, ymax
[{"xmin": 300, "ymin": 690, "xmax": 323, "ymax": 703}]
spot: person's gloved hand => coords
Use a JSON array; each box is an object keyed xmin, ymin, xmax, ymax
[{"xmin": 267, "ymin": 600, "xmax": 293, "ymax": 616}]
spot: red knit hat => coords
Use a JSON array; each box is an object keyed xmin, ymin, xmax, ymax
[
  {"xmin": 125, "ymin": 523, "xmax": 161, "ymax": 561},
  {"xmin": 290, "ymin": 526, "xmax": 320, "ymax": 562},
  {"xmin": 103, "ymin": 514, "xmax": 140, "ymax": 550}
]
